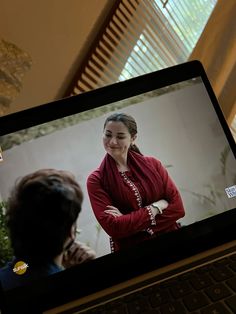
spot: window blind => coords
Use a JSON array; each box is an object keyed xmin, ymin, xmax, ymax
[{"xmin": 65, "ymin": 0, "xmax": 216, "ymax": 96}]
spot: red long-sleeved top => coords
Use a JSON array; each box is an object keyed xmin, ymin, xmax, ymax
[{"xmin": 87, "ymin": 156, "xmax": 185, "ymax": 251}]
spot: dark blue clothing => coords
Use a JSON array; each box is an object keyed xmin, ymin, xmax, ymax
[{"xmin": 0, "ymin": 258, "xmax": 63, "ymax": 291}]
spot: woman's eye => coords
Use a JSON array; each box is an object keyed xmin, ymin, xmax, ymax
[{"xmin": 104, "ymin": 133, "xmax": 125, "ymax": 140}]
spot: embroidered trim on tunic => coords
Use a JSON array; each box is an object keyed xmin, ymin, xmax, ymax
[
  {"xmin": 120, "ymin": 172, "xmax": 156, "ymax": 235},
  {"xmin": 120, "ymin": 171, "xmax": 142, "ymax": 207},
  {"xmin": 110, "ymin": 237, "xmax": 115, "ymax": 253},
  {"xmin": 146, "ymin": 227, "xmax": 154, "ymax": 235},
  {"xmin": 145, "ymin": 205, "xmax": 157, "ymax": 226}
]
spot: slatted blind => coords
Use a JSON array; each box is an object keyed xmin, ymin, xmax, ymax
[{"xmin": 66, "ymin": 0, "xmax": 216, "ymax": 96}]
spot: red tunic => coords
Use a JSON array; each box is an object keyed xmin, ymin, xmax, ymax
[{"xmin": 87, "ymin": 156, "xmax": 185, "ymax": 251}]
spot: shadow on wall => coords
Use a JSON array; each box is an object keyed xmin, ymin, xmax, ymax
[{"xmin": 180, "ymin": 145, "xmax": 236, "ymax": 224}]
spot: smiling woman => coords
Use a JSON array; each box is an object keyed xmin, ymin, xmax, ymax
[
  {"xmin": 87, "ymin": 112, "xmax": 185, "ymax": 252},
  {"xmin": 103, "ymin": 113, "xmax": 138, "ymax": 171}
]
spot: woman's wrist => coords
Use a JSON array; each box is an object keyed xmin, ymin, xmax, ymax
[
  {"xmin": 151, "ymin": 199, "xmax": 168, "ymax": 215},
  {"xmin": 150, "ymin": 205, "xmax": 159, "ymax": 216},
  {"xmin": 151, "ymin": 202, "xmax": 162, "ymax": 214}
]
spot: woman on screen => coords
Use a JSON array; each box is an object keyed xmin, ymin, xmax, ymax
[{"xmin": 87, "ymin": 113, "xmax": 185, "ymax": 252}]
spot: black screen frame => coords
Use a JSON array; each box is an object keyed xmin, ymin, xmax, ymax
[{"xmin": 0, "ymin": 60, "xmax": 235, "ymax": 313}]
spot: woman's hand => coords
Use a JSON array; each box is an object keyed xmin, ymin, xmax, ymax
[
  {"xmin": 156, "ymin": 199, "xmax": 169, "ymax": 211},
  {"xmin": 150, "ymin": 199, "xmax": 169, "ymax": 216},
  {"xmin": 62, "ymin": 241, "xmax": 96, "ymax": 268},
  {"xmin": 104, "ymin": 205, "xmax": 123, "ymax": 217}
]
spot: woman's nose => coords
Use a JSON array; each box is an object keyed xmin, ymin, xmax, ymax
[{"xmin": 110, "ymin": 137, "xmax": 117, "ymax": 144}]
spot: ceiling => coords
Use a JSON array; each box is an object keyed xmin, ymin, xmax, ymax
[{"xmin": 1, "ymin": 0, "xmax": 113, "ymax": 115}]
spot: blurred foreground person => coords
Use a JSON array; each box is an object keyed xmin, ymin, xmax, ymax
[{"xmin": 0, "ymin": 169, "xmax": 95, "ymax": 290}]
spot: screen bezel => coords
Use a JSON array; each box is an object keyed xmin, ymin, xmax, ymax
[{"xmin": 0, "ymin": 60, "xmax": 235, "ymax": 313}]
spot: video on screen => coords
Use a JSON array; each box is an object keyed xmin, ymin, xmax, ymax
[{"xmin": 0, "ymin": 77, "xmax": 235, "ymax": 290}]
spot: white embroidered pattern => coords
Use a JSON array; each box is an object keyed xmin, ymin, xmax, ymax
[
  {"xmin": 120, "ymin": 172, "xmax": 156, "ymax": 236},
  {"xmin": 109, "ymin": 237, "xmax": 114, "ymax": 253},
  {"xmin": 120, "ymin": 172, "xmax": 142, "ymax": 207},
  {"xmin": 146, "ymin": 206, "xmax": 157, "ymax": 226},
  {"xmin": 110, "ymin": 171, "xmax": 155, "ymax": 252}
]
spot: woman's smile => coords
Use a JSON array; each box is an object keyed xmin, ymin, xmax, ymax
[{"xmin": 103, "ymin": 121, "xmax": 134, "ymax": 159}]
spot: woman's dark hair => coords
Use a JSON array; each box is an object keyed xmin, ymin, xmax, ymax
[
  {"xmin": 6, "ymin": 169, "xmax": 83, "ymax": 264},
  {"xmin": 104, "ymin": 113, "xmax": 142, "ymax": 154}
]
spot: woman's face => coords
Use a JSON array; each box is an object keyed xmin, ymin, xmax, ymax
[{"xmin": 103, "ymin": 121, "xmax": 136, "ymax": 159}]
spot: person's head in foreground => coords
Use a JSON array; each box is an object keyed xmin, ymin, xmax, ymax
[
  {"xmin": 7, "ymin": 169, "xmax": 83, "ymax": 265},
  {"xmin": 0, "ymin": 169, "xmax": 95, "ymax": 290}
]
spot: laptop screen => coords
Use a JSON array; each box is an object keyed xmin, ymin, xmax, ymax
[{"xmin": 0, "ymin": 61, "xmax": 235, "ymax": 313}]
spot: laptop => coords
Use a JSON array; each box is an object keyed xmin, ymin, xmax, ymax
[{"xmin": 0, "ymin": 60, "xmax": 235, "ymax": 313}]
